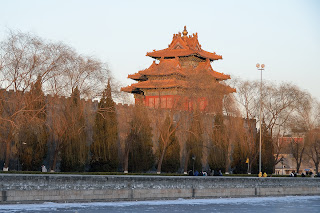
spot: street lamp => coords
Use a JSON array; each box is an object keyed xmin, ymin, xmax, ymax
[{"xmin": 256, "ymin": 63, "xmax": 265, "ymax": 174}]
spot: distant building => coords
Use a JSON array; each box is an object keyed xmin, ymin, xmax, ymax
[{"xmin": 275, "ymin": 136, "xmax": 315, "ymax": 175}]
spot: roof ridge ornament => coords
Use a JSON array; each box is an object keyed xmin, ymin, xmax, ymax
[{"xmin": 182, "ymin": 26, "xmax": 188, "ymax": 38}]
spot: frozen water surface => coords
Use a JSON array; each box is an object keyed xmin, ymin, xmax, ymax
[{"xmin": 0, "ymin": 196, "xmax": 320, "ymax": 213}]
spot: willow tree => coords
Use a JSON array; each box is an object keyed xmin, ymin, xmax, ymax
[
  {"xmin": 0, "ymin": 30, "xmax": 111, "ymax": 171},
  {"xmin": 48, "ymin": 95, "xmax": 69, "ymax": 172},
  {"xmin": 208, "ymin": 113, "xmax": 228, "ymax": 172},
  {"xmin": 0, "ymin": 89, "xmax": 19, "ymax": 171},
  {"xmin": 17, "ymin": 76, "xmax": 48, "ymax": 171},
  {"xmin": 124, "ymin": 105, "xmax": 154, "ymax": 173},
  {"xmin": 90, "ymin": 81, "xmax": 118, "ymax": 172},
  {"xmin": 305, "ymin": 128, "xmax": 320, "ymax": 174},
  {"xmin": 161, "ymin": 116, "xmax": 180, "ymax": 174},
  {"xmin": 157, "ymin": 115, "xmax": 180, "ymax": 173},
  {"xmin": 185, "ymin": 113, "xmax": 203, "ymax": 173},
  {"xmin": 0, "ymin": 90, "xmax": 4, "ymax": 164},
  {"xmin": 232, "ymin": 80, "xmax": 303, "ymax": 171},
  {"xmin": 0, "ymin": 31, "xmax": 51, "ymax": 171},
  {"xmin": 60, "ymin": 87, "xmax": 88, "ymax": 172},
  {"xmin": 290, "ymin": 94, "xmax": 320, "ymax": 174}
]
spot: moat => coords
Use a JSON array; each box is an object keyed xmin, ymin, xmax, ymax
[{"xmin": 0, "ymin": 196, "xmax": 320, "ymax": 213}]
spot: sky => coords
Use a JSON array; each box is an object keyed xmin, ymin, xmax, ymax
[{"xmin": 1, "ymin": 0, "xmax": 320, "ymax": 101}]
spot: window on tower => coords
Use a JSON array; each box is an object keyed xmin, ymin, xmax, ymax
[
  {"xmin": 167, "ymin": 97, "xmax": 173, "ymax": 108},
  {"xmin": 161, "ymin": 97, "xmax": 167, "ymax": 108},
  {"xmin": 154, "ymin": 97, "xmax": 160, "ymax": 108},
  {"xmin": 149, "ymin": 97, "xmax": 154, "ymax": 108}
]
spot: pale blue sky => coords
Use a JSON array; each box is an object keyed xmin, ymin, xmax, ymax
[{"xmin": 1, "ymin": 0, "xmax": 320, "ymax": 100}]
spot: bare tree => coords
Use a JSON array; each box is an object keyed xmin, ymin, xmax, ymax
[
  {"xmin": 46, "ymin": 95, "xmax": 69, "ymax": 172},
  {"xmin": 232, "ymin": 79, "xmax": 260, "ymax": 120},
  {"xmin": 289, "ymin": 136, "xmax": 305, "ymax": 173},
  {"xmin": 262, "ymin": 83, "xmax": 304, "ymax": 168},
  {"xmin": 291, "ymin": 96, "xmax": 320, "ymax": 173},
  {"xmin": 154, "ymin": 109, "xmax": 181, "ymax": 174},
  {"xmin": 232, "ymin": 79, "xmax": 260, "ymax": 173},
  {"xmin": 0, "ymin": 31, "xmax": 111, "ymax": 171},
  {"xmin": 305, "ymin": 128, "xmax": 320, "ymax": 174},
  {"xmin": 0, "ymin": 31, "xmax": 51, "ymax": 170},
  {"xmin": 233, "ymin": 79, "xmax": 308, "ymax": 172}
]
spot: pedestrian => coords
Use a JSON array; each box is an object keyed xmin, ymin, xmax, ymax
[
  {"xmin": 41, "ymin": 165, "xmax": 47, "ymax": 172},
  {"xmin": 3, "ymin": 163, "xmax": 8, "ymax": 171}
]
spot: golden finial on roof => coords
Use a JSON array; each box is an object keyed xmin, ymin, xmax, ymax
[{"xmin": 182, "ymin": 26, "xmax": 188, "ymax": 37}]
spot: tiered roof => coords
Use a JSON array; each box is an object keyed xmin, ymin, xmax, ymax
[
  {"xmin": 146, "ymin": 27, "xmax": 222, "ymax": 61},
  {"xmin": 121, "ymin": 26, "xmax": 234, "ymax": 94}
]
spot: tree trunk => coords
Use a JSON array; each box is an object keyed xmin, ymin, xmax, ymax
[
  {"xmin": 296, "ymin": 147, "xmax": 305, "ymax": 173},
  {"xmin": 123, "ymin": 148, "xmax": 129, "ymax": 173},
  {"xmin": 4, "ymin": 139, "xmax": 11, "ymax": 170},
  {"xmin": 183, "ymin": 150, "xmax": 191, "ymax": 173},
  {"xmin": 50, "ymin": 146, "xmax": 59, "ymax": 172},
  {"xmin": 296, "ymin": 162, "xmax": 301, "ymax": 173},
  {"xmin": 157, "ymin": 146, "xmax": 167, "ymax": 174},
  {"xmin": 225, "ymin": 143, "xmax": 232, "ymax": 173}
]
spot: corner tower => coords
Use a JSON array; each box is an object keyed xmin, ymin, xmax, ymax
[{"xmin": 121, "ymin": 26, "xmax": 234, "ymax": 111}]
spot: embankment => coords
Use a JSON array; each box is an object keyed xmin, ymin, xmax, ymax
[{"xmin": 0, "ymin": 174, "xmax": 319, "ymax": 203}]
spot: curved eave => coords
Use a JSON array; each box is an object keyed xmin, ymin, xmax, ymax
[
  {"xmin": 212, "ymin": 72, "xmax": 230, "ymax": 81},
  {"xmin": 227, "ymin": 87, "xmax": 237, "ymax": 93},
  {"xmin": 128, "ymin": 73, "xmax": 147, "ymax": 81},
  {"xmin": 125, "ymin": 80, "xmax": 187, "ymax": 92},
  {"xmin": 218, "ymin": 84, "xmax": 236, "ymax": 94},
  {"xmin": 199, "ymin": 50, "xmax": 223, "ymax": 61},
  {"xmin": 128, "ymin": 73, "xmax": 141, "ymax": 80},
  {"xmin": 120, "ymin": 85, "xmax": 134, "ymax": 93},
  {"xmin": 140, "ymin": 85, "xmax": 185, "ymax": 90},
  {"xmin": 213, "ymin": 82, "xmax": 236, "ymax": 94},
  {"xmin": 139, "ymin": 71, "xmax": 186, "ymax": 78},
  {"xmin": 121, "ymin": 86, "xmax": 142, "ymax": 94},
  {"xmin": 195, "ymin": 62, "xmax": 230, "ymax": 81},
  {"xmin": 146, "ymin": 50, "xmax": 222, "ymax": 61}
]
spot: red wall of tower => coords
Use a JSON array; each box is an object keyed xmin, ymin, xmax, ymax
[{"xmin": 135, "ymin": 95, "xmax": 208, "ymax": 111}]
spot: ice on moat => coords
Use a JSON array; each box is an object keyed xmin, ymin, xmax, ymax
[{"xmin": 1, "ymin": 196, "xmax": 320, "ymax": 213}]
